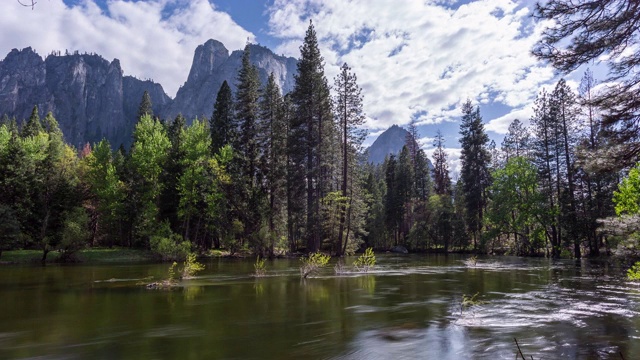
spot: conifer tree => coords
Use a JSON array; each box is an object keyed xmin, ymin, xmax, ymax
[
  {"xmin": 432, "ymin": 130, "xmax": 451, "ymax": 196},
  {"xmin": 333, "ymin": 62, "xmax": 366, "ymax": 255},
  {"xmin": 211, "ymin": 80, "xmax": 234, "ymax": 154},
  {"xmin": 258, "ymin": 73, "xmax": 287, "ymax": 255},
  {"xmin": 290, "ymin": 20, "xmax": 335, "ymax": 252},
  {"xmin": 531, "ymin": 90, "xmax": 560, "ymax": 257},
  {"xmin": 533, "ymin": 0, "xmax": 640, "ymax": 169},
  {"xmin": 502, "ymin": 119, "xmax": 530, "ymax": 162},
  {"xmin": 459, "ymin": 99, "xmax": 491, "ymax": 249},
  {"xmin": 22, "ymin": 105, "xmax": 42, "ymax": 138},
  {"xmin": 137, "ymin": 91, "xmax": 153, "ymax": 121},
  {"xmin": 234, "ymin": 44, "xmax": 264, "ymax": 249}
]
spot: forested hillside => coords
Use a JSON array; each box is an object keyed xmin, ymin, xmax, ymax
[{"xmin": 1, "ymin": 9, "xmax": 639, "ymax": 262}]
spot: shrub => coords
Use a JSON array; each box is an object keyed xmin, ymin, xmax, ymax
[
  {"xmin": 627, "ymin": 261, "xmax": 640, "ymax": 281},
  {"xmin": 353, "ymin": 248, "xmax": 376, "ymax": 272},
  {"xmin": 167, "ymin": 262, "xmax": 178, "ymax": 284},
  {"xmin": 300, "ymin": 252, "xmax": 331, "ymax": 278},
  {"xmin": 181, "ymin": 253, "xmax": 204, "ymax": 278},
  {"xmin": 254, "ymin": 256, "xmax": 267, "ymax": 277},
  {"xmin": 150, "ymin": 225, "xmax": 191, "ymax": 261}
]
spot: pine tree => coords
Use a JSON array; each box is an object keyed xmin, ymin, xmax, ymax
[
  {"xmin": 459, "ymin": 99, "xmax": 491, "ymax": 250},
  {"xmin": 432, "ymin": 130, "xmax": 451, "ymax": 196},
  {"xmin": 550, "ymin": 78, "xmax": 580, "ymax": 258},
  {"xmin": 290, "ymin": 20, "xmax": 335, "ymax": 252},
  {"xmin": 502, "ymin": 119, "xmax": 530, "ymax": 161},
  {"xmin": 333, "ymin": 62, "xmax": 366, "ymax": 255},
  {"xmin": 531, "ymin": 90, "xmax": 560, "ymax": 257},
  {"xmin": 137, "ymin": 91, "xmax": 153, "ymax": 121},
  {"xmin": 234, "ymin": 44, "xmax": 264, "ymax": 250},
  {"xmin": 159, "ymin": 114, "xmax": 186, "ymax": 232},
  {"xmin": 533, "ymin": 0, "xmax": 640, "ymax": 170},
  {"xmin": 22, "ymin": 105, "xmax": 43, "ymax": 138},
  {"xmin": 405, "ymin": 118, "xmax": 420, "ymax": 163},
  {"xmin": 258, "ymin": 73, "xmax": 287, "ymax": 255},
  {"xmin": 211, "ymin": 81, "xmax": 234, "ymax": 154}
]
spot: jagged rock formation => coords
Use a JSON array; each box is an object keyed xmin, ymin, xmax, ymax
[
  {"xmin": 0, "ymin": 40, "xmax": 297, "ymax": 148},
  {"xmin": 0, "ymin": 47, "xmax": 170, "ymax": 148},
  {"xmin": 163, "ymin": 40, "xmax": 297, "ymax": 121}
]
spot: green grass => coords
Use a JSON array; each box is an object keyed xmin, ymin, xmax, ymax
[
  {"xmin": 1, "ymin": 247, "xmax": 155, "ymax": 264},
  {"xmin": 0, "ymin": 249, "xmax": 59, "ymax": 264}
]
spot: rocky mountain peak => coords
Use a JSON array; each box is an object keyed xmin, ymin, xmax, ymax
[{"xmin": 186, "ymin": 39, "xmax": 229, "ymax": 85}]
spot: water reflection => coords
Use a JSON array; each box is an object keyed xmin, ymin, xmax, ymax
[{"xmin": 0, "ymin": 256, "xmax": 638, "ymax": 359}]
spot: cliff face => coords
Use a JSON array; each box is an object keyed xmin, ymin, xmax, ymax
[
  {"xmin": 163, "ymin": 41, "xmax": 297, "ymax": 121},
  {"xmin": 367, "ymin": 125, "xmax": 411, "ymax": 164},
  {"xmin": 0, "ymin": 40, "xmax": 297, "ymax": 148}
]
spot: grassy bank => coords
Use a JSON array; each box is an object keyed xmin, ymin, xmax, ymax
[{"xmin": 0, "ymin": 248, "xmax": 156, "ymax": 265}]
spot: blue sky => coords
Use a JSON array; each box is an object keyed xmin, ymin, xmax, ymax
[{"xmin": 3, "ymin": 0, "xmax": 589, "ymax": 176}]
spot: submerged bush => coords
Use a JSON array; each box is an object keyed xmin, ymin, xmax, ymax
[
  {"xmin": 254, "ymin": 256, "xmax": 267, "ymax": 277},
  {"xmin": 353, "ymin": 248, "xmax": 376, "ymax": 272},
  {"xmin": 300, "ymin": 252, "xmax": 331, "ymax": 278},
  {"xmin": 181, "ymin": 253, "xmax": 204, "ymax": 278}
]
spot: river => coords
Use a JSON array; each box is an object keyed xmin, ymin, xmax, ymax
[{"xmin": 0, "ymin": 255, "xmax": 638, "ymax": 359}]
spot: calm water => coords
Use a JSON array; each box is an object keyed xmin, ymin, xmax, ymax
[{"xmin": 1, "ymin": 255, "xmax": 639, "ymax": 359}]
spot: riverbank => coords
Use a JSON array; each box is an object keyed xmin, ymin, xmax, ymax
[{"xmin": 0, "ymin": 248, "xmax": 156, "ymax": 264}]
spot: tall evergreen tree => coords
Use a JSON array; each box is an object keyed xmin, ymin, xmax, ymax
[
  {"xmin": 290, "ymin": 20, "xmax": 335, "ymax": 252},
  {"xmin": 211, "ymin": 81, "xmax": 234, "ymax": 154},
  {"xmin": 459, "ymin": 99, "xmax": 491, "ymax": 250},
  {"xmin": 531, "ymin": 90, "xmax": 561, "ymax": 257},
  {"xmin": 22, "ymin": 105, "xmax": 42, "ymax": 138},
  {"xmin": 258, "ymin": 73, "xmax": 288, "ymax": 255},
  {"xmin": 502, "ymin": 119, "xmax": 530, "ymax": 161},
  {"xmin": 234, "ymin": 44, "xmax": 264, "ymax": 249},
  {"xmin": 432, "ymin": 130, "xmax": 451, "ymax": 196},
  {"xmin": 138, "ymin": 91, "xmax": 153, "ymax": 121},
  {"xmin": 550, "ymin": 78, "xmax": 580, "ymax": 258},
  {"xmin": 333, "ymin": 62, "xmax": 366, "ymax": 255},
  {"xmin": 533, "ymin": 0, "xmax": 640, "ymax": 170}
]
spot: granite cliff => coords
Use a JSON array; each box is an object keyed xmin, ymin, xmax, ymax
[{"xmin": 0, "ymin": 40, "xmax": 297, "ymax": 148}]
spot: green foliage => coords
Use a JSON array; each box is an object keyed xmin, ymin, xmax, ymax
[
  {"xmin": 353, "ymin": 247, "xmax": 376, "ymax": 272},
  {"xmin": 181, "ymin": 253, "xmax": 204, "ymax": 278},
  {"xmin": 167, "ymin": 262, "xmax": 178, "ymax": 284},
  {"xmin": 300, "ymin": 252, "xmax": 331, "ymax": 278},
  {"xmin": 614, "ymin": 162, "xmax": 640, "ymax": 216},
  {"xmin": 211, "ymin": 80, "xmax": 234, "ymax": 153},
  {"xmin": 486, "ymin": 157, "xmax": 547, "ymax": 255},
  {"xmin": 460, "ymin": 292, "xmax": 485, "ymax": 315},
  {"xmin": 254, "ymin": 256, "xmax": 267, "ymax": 277},
  {"xmin": 58, "ymin": 207, "xmax": 90, "ymax": 260},
  {"xmin": 149, "ymin": 223, "xmax": 191, "ymax": 261},
  {"xmin": 459, "ymin": 99, "xmax": 491, "ymax": 247},
  {"xmin": 627, "ymin": 261, "xmax": 640, "ymax": 281}
]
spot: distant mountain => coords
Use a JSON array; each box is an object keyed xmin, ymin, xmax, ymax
[
  {"xmin": 367, "ymin": 125, "xmax": 410, "ymax": 164},
  {"xmin": 367, "ymin": 124, "xmax": 434, "ymax": 168},
  {"xmin": 0, "ymin": 41, "xmax": 297, "ymax": 148},
  {"xmin": 163, "ymin": 40, "xmax": 297, "ymax": 121}
]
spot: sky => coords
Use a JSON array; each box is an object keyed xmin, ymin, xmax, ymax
[{"xmin": 2, "ymin": 0, "xmax": 593, "ymax": 177}]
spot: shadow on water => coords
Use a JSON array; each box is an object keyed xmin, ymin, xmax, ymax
[{"xmin": 0, "ymin": 255, "xmax": 639, "ymax": 359}]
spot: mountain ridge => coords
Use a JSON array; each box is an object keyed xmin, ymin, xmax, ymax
[{"xmin": 0, "ymin": 41, "xmax": 297, "ymax": 148}]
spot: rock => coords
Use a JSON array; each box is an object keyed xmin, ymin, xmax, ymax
[
  {"xmin": 366, "ymin": 125, "xmax": 433, "ymax": 169},
  {"xmin": 163, "ymin": 42, "xmax": 297, "ymax": 122},
  {"xmin": 391, "ymin": 245, "xmax": 409, "ymax": 254},
  {"xmin": 0, "ymin": 40, "xmax": 297, "ymax": 149}
]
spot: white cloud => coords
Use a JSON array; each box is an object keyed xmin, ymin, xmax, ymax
[
  {"xmin": 267, "ymin": 0, "xmax": 555, "ymax": 132},
  {"xmin": 0, "ymin": 0, "xmax": 254, "ymax": 97},
  {"xmin": 424, "ymin": 147, "xmax": 463, "ymax": 180},
  {"xmin": 485, "ymin": 107, "xmax": 534, "ymax": 135}
]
